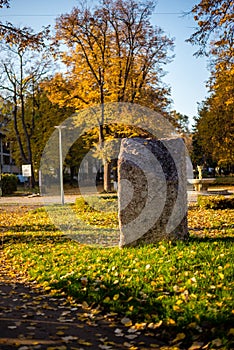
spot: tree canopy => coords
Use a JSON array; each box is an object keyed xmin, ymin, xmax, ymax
[
  {"xmin": 189, "ymin": 0, "xmax": 234, "ymax": 171},
  {"xmin": 0, "ymin": 32, "xmax": 53, "ymax": 185},
  {"xmin": 192, "ymin": 60, "xmax": 234, "ymax": 168},
  {"xmin": 45, "ymin": 0, "xmax": 173, "ymax": 113},
  {"xmin": 188, "ymin": 0, "xmax": 233, "ymax": 57},
  {"xmin": 42, "ymin": 0, "xmax": 174, "ymax": 191},
  {"xmin": 0, "ymin": 0, "xmax": 50, "ymax": 49}
]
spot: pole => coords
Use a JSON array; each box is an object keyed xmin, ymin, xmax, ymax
[{"xmin": 55, "ymin": 125, "xmax": 66, "ymax": 205}]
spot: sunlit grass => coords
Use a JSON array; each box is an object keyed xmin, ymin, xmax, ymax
[{"xmin": 1, "ymin": 198, "xmax": 234, "ymax": 346}]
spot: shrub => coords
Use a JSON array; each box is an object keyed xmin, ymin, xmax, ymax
[
  {"xmin": 75, "ymin": 195, "xmax": 118, "ymax": 227},
  {"xmin": 197, "ymin": 195, "xmax": 234, "ymax": 209},
  {"xmin": 75, "ymin": 195, "xmax": 118, "ymax": 212},
  {"xmin": 0, "ymin": 173, "xmax": 17, "ymax": 195}
]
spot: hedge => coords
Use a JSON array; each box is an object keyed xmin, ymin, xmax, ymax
[
  {"xmin": 0, "ymin": 173, "xmax": 17, "ymax": 195},
  {"xmin": 197, "ymin": 194, "xmax": 234, "ymax": 210}
]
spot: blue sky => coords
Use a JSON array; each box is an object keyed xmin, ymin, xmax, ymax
[{"xmin": 0, "ymin": 0, "xmax": 210, "ymax": 126}]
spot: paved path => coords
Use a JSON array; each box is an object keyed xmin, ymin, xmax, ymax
[
  {"xmin": 0, "ymin": 191, "xmax": 199, "ymax": 207},
  {"xmin": 0, "ymin": 255, "xmax": 169, "ymax": 350}
]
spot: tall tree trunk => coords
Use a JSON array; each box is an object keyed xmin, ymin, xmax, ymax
[
  {"xmin": 103, "ymin": 161, "xmax": 112, "ymax": 193},
  {"xmin": 99, "ymin": 97, "xmax": 112, "ymax": 192}
]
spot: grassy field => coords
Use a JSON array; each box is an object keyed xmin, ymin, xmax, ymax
[{"xmin": 1, "ymin": 197, "xmax": 234, "ymax": 348}]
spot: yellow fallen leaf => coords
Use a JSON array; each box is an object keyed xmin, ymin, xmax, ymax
[
  {"xmin": 82, "ymin": 301, "xmax": 89, "ymax": 309},
  {"xmin": 126, "ymin": 296, "xmax": 133, "ymax": 302},
  {"xmin": 171, "ymin": 332, "xmax": 186, "ymax": 343},
  {"xmin": 188, "ymin": 322, "xmax": 197, "ymax": 328},
  {"xmin": 167, "ymin": 318, "xmax": 176, "ymax": 325},
  {"xmin": 228, "ymin": 328, "xmax": 234, "ymax": 336},
  {"xmin": 103, "ymin": 296, "xmax": 110, "ymax": 303},
  {"xmin": 77, "ymin": 339, "xmax": 92, "ymax": 346},
  {"xmin": 218, "ymin": 272, "xmax": 224, "ymax": 280},
  {"xmin": 133, "ymin": 322, "xmax": 147, "ymax": 330},
  {"xmin": 190, "ymin": 277, "xmax": 197, "ymax": 283},
  {"xmin": 148, "ymin": 320, "xmax": 163, "ymax": 329},
  {"xmin": 216, "ymin": 301, "xmax": 223, "ymax": 307},
  {"xmin": 212, "ymin": 338, "xmax": 222, "ymax": 347},
  {"xmin": 44, "ymin": 286, "xmax": 51, "ymax": 290},
  {"xmin": 121, "ymin": 317, "xmax": 132, "ymax": 327},
  {"xmin": 56, "ymin": 331, "xmax": 65, "ymax": 335},
  {"xmin": 188, "ymin": 342, "xmax": 204, "ymax": 350},
  {"xmin": 173, "ymin": 305, "xmax": 182, "ymax": 312},
  {"xmin": 113, "ymin": 294, "xmax": 119, "ymax": 301}
]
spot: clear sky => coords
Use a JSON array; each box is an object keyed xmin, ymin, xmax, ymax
[{"xmin": 0, "ymin": 0, "xmax": 210, "ymax": 126}]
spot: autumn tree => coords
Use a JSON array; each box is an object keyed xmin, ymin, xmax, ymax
[
  {"xmin": 192, "ymin": 62, "xmax": 234, "ymax": 169},
  {"xmin": 187, "ymin": 0, "xmax": 233, "ymax": 57},
  {"xmin": 0, "ymin": 0, "xmax": 49, "ymax": 48},
  {"xmin": 44, "ymin": 0, "xmax": 174, "ymax": 191},
  {"xmin": 0, "ymin": 39, "xmax": 52, "ymax": 186},
  {"xmin": 188, "ymin": 0, "xmax": 233, "ymax": 172}
]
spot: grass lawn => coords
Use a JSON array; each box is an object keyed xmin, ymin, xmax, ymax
[{"xmin": 1, "ymin": 196, "xmax": 234, "ymax": 348}]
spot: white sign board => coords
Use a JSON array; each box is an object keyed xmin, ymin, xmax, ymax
[{"xmin": 22, "ymin": 164, "xmax": 32, "ymax": 177}]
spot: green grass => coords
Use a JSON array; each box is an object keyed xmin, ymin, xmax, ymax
[
  {"xmin": 1, "ymin": 198, "xmax": 234, "ymax": 347},
  {"xmin": 213, "ymin": 176, "xmax": 234, "ymax": 186}
]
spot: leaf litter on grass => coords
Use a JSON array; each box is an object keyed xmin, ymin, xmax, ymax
[{"xmin": 0, "ymin": 203, "xmax": 234, "ymax": 349}]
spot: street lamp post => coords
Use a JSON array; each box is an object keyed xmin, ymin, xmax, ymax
[{"xmin": 55, "ymin": 125, "xmax": 66, "ymax": 205}]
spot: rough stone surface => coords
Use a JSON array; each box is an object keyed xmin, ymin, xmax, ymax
[{"xmin": 118, "ymin": 137, "xmax": 188, "ymax": 247}]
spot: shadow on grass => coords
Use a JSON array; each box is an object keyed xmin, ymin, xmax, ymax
[
  {"xmin": 48, "ymin": 275, "xmax": 234, "ymax": 346},
  {"xmin": 0, "ymin": 280, "xmax": 232, "ymax": 349},
  {"xmin": 188, "ymin": 233, "xmax": 234, "ymax": 243},
  {"xmin": 2, "ymin": 226, "xmax": 234, "ymax": 246},
  {"xmin": 0, "ymin": 223, "xmax": 57, "ymax": 233},
  {"xmin": 1, "ymin": 233, "xmax": 67, "ymax": 245}
]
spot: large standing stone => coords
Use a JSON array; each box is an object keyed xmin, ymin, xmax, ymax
[{"xmin": 118, "ymin": 137, "xmax": 188, "ymax": 247}]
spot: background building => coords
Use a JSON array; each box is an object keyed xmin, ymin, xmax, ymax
[{"xmin": 0, "ymin": 132, "xmax": 19, "ymax": 174}]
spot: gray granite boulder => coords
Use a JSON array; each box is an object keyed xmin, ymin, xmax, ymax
[{"xmin": 118, "ymin": 138, "xmax": 188, "ymax": 247}]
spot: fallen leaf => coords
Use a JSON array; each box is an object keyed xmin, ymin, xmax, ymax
[
  {"xmin": 133, "ymin": 322, "xmax": 147, "ymax": 330},
  {"xmin": 113, "ymin": 294, "xmax": 119, "ymax": 301},
  {"xmin": 218, "ymin": 272, "xmax": 224, "ymax": 280},
  {"xmin": 78, "ymin": 339, "xmax": 92, "ymax": 346},
  {"xmin": 211, "ymin": 338, "xmax": 222, "ymax": 347},
  {"xmin": 62, "ymin": 336, "xmax": 78, "ymax": 342},
  {"xmin": 125, "ymin": 334, "xmax": 138, "ymax": 340},
  {"xmin": 148, "ymin": 320, "xmax": 163, "ymax": 329},
  {"xmin": 56, "ymin": 331, "xmax": 65, "ymax": 335},
  {"xmin": 188, "ymin": 342, "xmax": 204, "ymax": 350},
  {"xmin": 82, "ymin": 301, "xmax": 89, "ymax": 309},
  {"xmin": 171, "ymin": 332, "xmax": 186, "ymax": 343},
  {"xmin": 228, "ymin": 328, "xmax": 234, "ymax": 336},
  {"xmin": 167, "ymin": 318, "xmax": 176, "ymax": 325},
  {"xmin": 121, "ymin": 317, "xmax": 132, "ymax": 327},
  {"xmin": 114, "ymin": 328, "xmax": 123, "ymax": 334}
]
